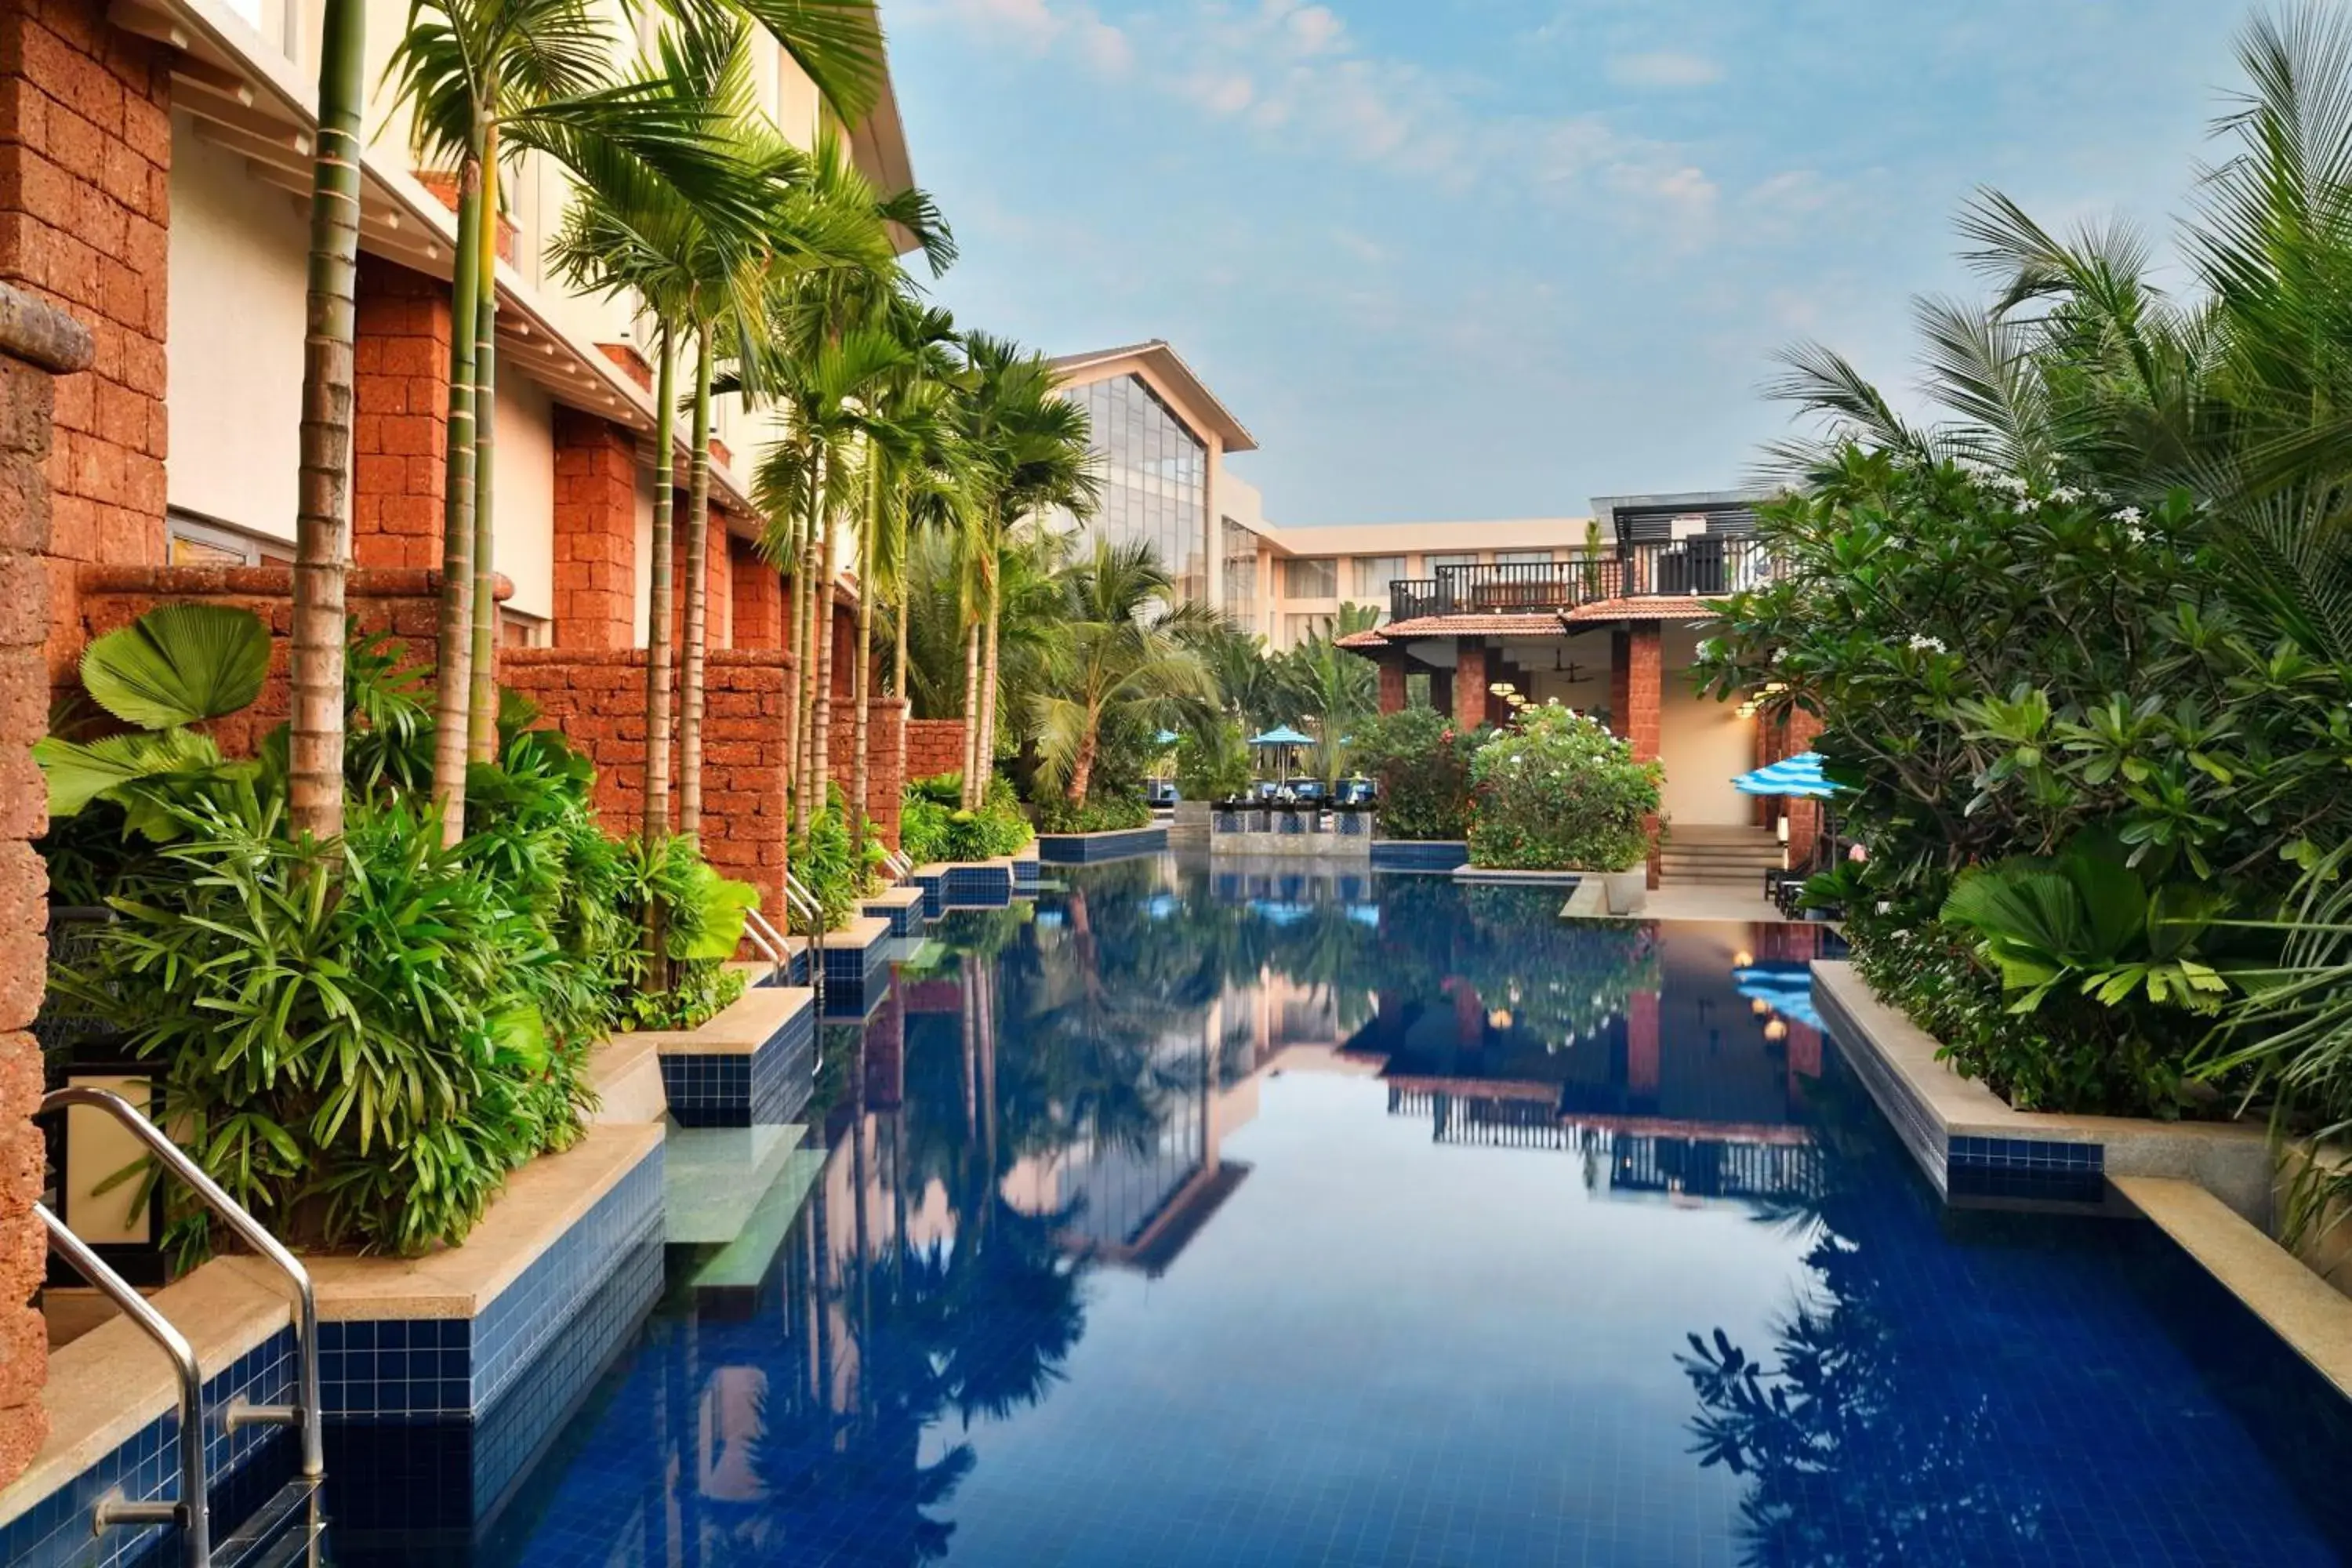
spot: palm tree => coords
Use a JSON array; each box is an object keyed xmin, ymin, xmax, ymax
[
  {"xmin": 952, "ymin": 334, "xmax": 1100, "ymax": 808},
  {"xmin": 1029, "ymin": 537, "xmax": 1215, "ymax": 804},
  {"xmin": 387, "ymin": 0, "xmax": 890, "ymax": 840},
  {"xmin": 288, "ymin": 0, "xmax": 368, "ymax": 842},
  {"xmin": 1282, "ymin": 602, "xmax": 1379, "ymax": 786}
]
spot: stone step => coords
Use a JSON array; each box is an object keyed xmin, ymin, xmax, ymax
[{"xmin": 689, "ymin": 1148, "xmax": 829, "ymax": 1293}]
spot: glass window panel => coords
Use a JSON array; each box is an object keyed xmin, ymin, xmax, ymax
[
  {"xmin": 1352, "ymin": 555, "xmax": 1406, "ymax": 597},
  {"xmin": 1285, "ymin": 558, "xmax": 1338, "ymax": 598}
]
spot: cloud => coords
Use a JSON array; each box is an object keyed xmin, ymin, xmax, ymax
[
  {"xmin": 1606, "ymin": 50, "xmax": 1725, "ymax": 89},
  {"xmin": 909, "ymin": 0, "xmax": 1725, "ymax": 227}
]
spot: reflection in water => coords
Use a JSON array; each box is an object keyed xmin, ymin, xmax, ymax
[{"xmin": 470, "ymin": 857, "xmax": 2352, "ymax": 1568}]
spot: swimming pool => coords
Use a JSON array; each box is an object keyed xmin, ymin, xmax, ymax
[{"xmin": 332, "ymin": 857, "xmax": 2352, "ymax": 1566}]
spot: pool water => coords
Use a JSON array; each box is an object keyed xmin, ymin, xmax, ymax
[{"xmin": 337, "ymin": 858, "xmax": 2352, "ymax": 1567}]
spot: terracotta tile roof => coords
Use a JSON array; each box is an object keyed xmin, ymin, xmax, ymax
[
  {"xmin": 1376, "ymin": 613, "xmax": 1571, "ymax": 638},
  {"xmin": 1334, "ymin": 629, "xmax": 1389, "ymax": 649},
  {"xmin": 1562, "ymin": 596, "xmax": 1724, "ymax": 623}
]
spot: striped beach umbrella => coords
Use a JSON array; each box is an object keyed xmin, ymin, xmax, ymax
[{"xmin": 1733, "ymin": 752, "xmax": 1839, "ymax": 798}]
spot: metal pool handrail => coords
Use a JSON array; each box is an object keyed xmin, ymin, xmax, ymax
[
  {"xmin": 37, "ymin": 1203, "xmax": 211, "ymax": 1565},
  {"xmin": 40, "ymin": 1088, "xmax": 324, "ymax": 1482},
  {"xmin": 741, "ymin": 906, "xmax": 790, "ymax": 985}
]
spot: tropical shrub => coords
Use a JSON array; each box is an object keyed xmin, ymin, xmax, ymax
[
  {"xmin": 36, "ymin": 604, "xmax": 754, "ymax": 1253},
  {"xmin": 899, "ymin": 771, "xmax": 1033, "ymax": 863},
  {"xmin": 1466, "ymin": 706, "xmax": 1660, "ymax": 872},
  {"xmin": 1174, "ymin": 717, "xmax": 1251, "ymax": 801},
  {"xmin": 1033, "ymin": 792, "xmax": 1150, "ymax": 833},
  {"xmin": 1693, "ymin": 454, "xmax": 2339, "ymax": 1116},
  {"xmin": 1346, "ymin": 708, "xmax": 1483, "ymax": 840}
]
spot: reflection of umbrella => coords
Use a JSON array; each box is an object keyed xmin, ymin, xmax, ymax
[
  {"xmin": 1733, "ymin": 963, "xmax": 1824, "ymax": 1031},
  {"xmin": 1154, "ymin": 730, "xmax": 1179, "ymax": 746},
  {"xmin": 1733, "ymin": 752, "xmax": 1838, "ymax": 797},
  {"xmin": 1248, "ymin": 725, "xmax": 1314, "ymax": 746}
]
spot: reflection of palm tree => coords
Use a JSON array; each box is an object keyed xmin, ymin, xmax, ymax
[{"xmin": 1678, "ymin": 1071, "xmax": 2048, "ymax": 1566}]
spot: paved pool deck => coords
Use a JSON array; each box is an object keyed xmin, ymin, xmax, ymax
[{"xmin": 1559, "ymin": 881, "xmax": 1802, "ymax": 924}]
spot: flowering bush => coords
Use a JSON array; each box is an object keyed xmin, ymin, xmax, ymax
[
  {"xmin": 1348, "ymin": 707, "xmax": 1485, "ymax": 840},
  {"xmin": 1466, "ymin": 706, "xmax": 1661, "ymax": 872},
  {"xmin": 1694, "ymin": 449, "xmax": 2347, "ymax": 1116}
]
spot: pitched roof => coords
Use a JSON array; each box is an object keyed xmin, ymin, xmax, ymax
[
  {"xmin": 1377, "ymin": 614, "xmax": 1572, "ymax": 638},
  {"xmin": 1334, "ymin": 629, "xmax": 1389, "ymax": 650},
  {"xmin": 1047, "ymin": 339, "xmax": 1258, "ymax": 452},
  {"xmin": 1562, "ymin": 597, "xmax": 1724, "ymax": 623}
]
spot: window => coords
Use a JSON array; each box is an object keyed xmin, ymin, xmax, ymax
[
  {"xmin": 1423, "ymin": 553, "xmax": 1476, "ymax": 574},
  {"xmin": 500, "ymin": 610, "xmax": 547, "ymax": 648},
  {"xmin": 1352, "ymin": 555, "xmax": 1405, "ymax": 597},
  {"xmin": 168, "ymin": 510, "xmax": 292, "ymax": 567},
  {"xmin": 1057, "ymin": 375, "xmax": 1209, "ymax": 601},
  {"xmin": 1494, "ymin": 550, "xmax": 1555, "ymax": 565},
  {"xmin": 1283, "ymin": 612, "xmax": 1330, "ymax": 648},
  {"xmin": 1221, "ymin": 517, "xmax": 1261, "ymax": 627},
  {"xmin": 1284, "ymin": 557, "xmax": 1338, "ymax": 598}
]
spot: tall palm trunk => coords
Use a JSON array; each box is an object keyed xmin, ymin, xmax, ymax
[
  {"xmin": 466, "ymin": 127, "xmax": 501, "ymax": 765},
  {"xmin": 977, "ymin": 564, "xmax": 1004, "ymax": 796},
  {"xmin": 1067, "ymin": 710, "xmax": 1099, "ymax": 804},
  {"xmin": 643, "ymin": 324, "xmax": 678, "ymax": 848},
  {"xmin": 289, "ymin": 0, "xmax": 368, "ymax": 844},
  {"xmin": 680, "ymin": 333, "xmax": 713, "ymax": 842},
  {"xmin": 780, "ymin": 509, "xmax": 806, "ymax": 835},
  {"xmin": 958, "ymin": 619, "xmax": 981, "ymax": 808},
  {"xmin": 849, "ymin": 456, "xmax": 877, "ymax": 861},
  {"xmin": 430, "ymin": 146, "xmax": 483, "ymax": 844},
  {"xmin": 892, "ymin": 515, "xmax": 910, "ymax": 786},
  {"xmin": 811, "ymin": 510, "xmax": 841, "ymax": 820}
]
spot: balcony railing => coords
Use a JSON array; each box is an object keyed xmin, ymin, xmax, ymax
[{"xmin": 1388, "ymin": 540, "xmax": 1782, "ymax": 622}]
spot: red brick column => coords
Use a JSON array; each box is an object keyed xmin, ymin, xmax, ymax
[
  {"xmin": 1376, "ymin": 652, "xmax": 1407, "ymax": 714},
  {"xmin": 1782, "ymin": 707, "xmax": 1824, "ymax": 867},
  {"xmin": 350, "ymin": 258, "xmax": 450, "ymax": 570},
  {"xmin": 670, "ymin": 509, "xmax": 730, "ymax": 646},
  {"xmin": 0, "ymin": 285, "xmax": 89, "ymax": 1486},
  {"xmin": 1620, "ymin": 626, "xmax": 1661, "ymax": 760},
  {"xmin": 1452, "ymin": 641, "xmax": 1488, "ymax": 730},
  {"xmin": 552, "ymin": 409, "xmax": 637, "ymax": 650},
  {"xmin": 0, "ymin": 0, "xmax": 171, "ymax": 678},
  {"xmin": 729, "ymin": 537, "xmax": 780, "ymax": 651}
]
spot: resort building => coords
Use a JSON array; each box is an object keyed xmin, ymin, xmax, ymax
[
  {"xmin": 1045, "ymin": 339, "xmax": 1258, "ymax": 609},
  {"xmin": 0, "ymin": 0, "xmax": 928, "ymax": 910}
]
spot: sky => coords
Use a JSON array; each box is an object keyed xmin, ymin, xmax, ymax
[{"xmin": 884, "ymin": 0, "xmax": 2252, "ymax": 526}]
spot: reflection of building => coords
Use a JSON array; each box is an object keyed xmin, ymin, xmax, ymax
[{"xmin": 1352, "ymin": 922, "xmax": 1833, "ymax": 1209}]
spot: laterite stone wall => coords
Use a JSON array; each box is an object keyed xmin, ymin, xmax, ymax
[
  {"xmin": 0, "ymin": 0, "xmax": 172, "ymax": 678},
  {"xmin": 71, "ymin": 564, "xmax": 500, "ymax": 757},
  {"xmin": 904, "ymin": 717, "xmax": 965, "ymax": 785},
  {"xmin": 0, "ymin": 281, "xmax": 96, "ymax": 1487}
]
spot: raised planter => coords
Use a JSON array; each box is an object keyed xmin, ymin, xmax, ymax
[
  {"xmin": 307, "ymin": 1124, "xmax": 665, "ymax": 1537},
  {"xmin": 1034, "ymin": 826, "xmax": 1169, "ymax": 864},
  {"xmin": 861, "ymin": 883, "xmax": 927, "ymax": 938},
  {"xmin": 818, "ymin": 916, "xmax": 893, "ymax": 1018},
  {"xmin": 630, "ymin": 985, "xmax": 816, "ymax": 1127},
  {"xmin": 1812, "ymin": 961, "xmax": 2271, "ymax": 1217},
  {"xmin": 1369, "ymin": 839, "xmax": 1468, "ymax": 873},
  {"xmin": 1169, "ymin": 799, "xmax": 1212, "ymax": 847}
]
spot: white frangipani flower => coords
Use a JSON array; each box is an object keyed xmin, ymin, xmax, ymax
[{"xmin": 1906, "ymin": 633, "xmax": 1948, "ymax": 654}]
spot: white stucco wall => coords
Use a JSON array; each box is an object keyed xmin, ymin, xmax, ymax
[
  {"xmin": 167, "ymin": 118, "xmax": 307, "ymax": 543},
  {"xmin": 1657, "ymin": 625, "xmax": 1753, "ymax": 826},
  {"xmin": 633, "ymin": 466, "xmax": 656, "ymax": 648},
  {"xmin": 492, "ymin": 368, "xmax": 555, "ymax": 622}
]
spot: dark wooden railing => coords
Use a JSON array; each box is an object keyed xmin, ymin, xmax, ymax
[{"xmin": 1388, "ymin": 539, "xmax": 1784, "ymax": 621}]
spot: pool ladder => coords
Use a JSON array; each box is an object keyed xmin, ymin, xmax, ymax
[{"xmin": 37, "ymin": 1087, "xmax": 325, "ymax": 1567}]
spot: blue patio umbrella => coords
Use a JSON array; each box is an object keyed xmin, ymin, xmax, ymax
[
  {"xmin": 1248, "ymin": 725, "xmax": 1316, "ymax": 746},
  {"xmin": 1733, "ymin": 751, "xmax": 1839, "ymax": 798}
]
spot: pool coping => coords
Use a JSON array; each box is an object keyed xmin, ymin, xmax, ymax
[
  {"xmin": 2116, "ymin": 1175, "xmax": 2352, "ymax": 1403},
  {"xmin": 1035, "ymin": 826, "xmax": 1169, "ymax": 863},
  {"xmin": 1811, "ymin": 960, "xmax": 2274, "ymax": 1221}
]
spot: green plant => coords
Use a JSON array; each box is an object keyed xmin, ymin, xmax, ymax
[
  {"xmin": 1033, "ymin": 793, "xmax": 1150, "ymax": 833},
  {"xmin": 1174, "ymin": 718, "xmax": 1251, "ymax": 800},
  {"xmin": 619, "ymin": 960, "xmax": 745, "ymax": 1032},
  {"xmin": 901, "ymin": 771, "xmax": 1033, "ymax": 863},
  {"xmin": 1347, "ymin": 708, "xmax": 1483, "ymax": 840},
  {"xmin": 55, "ymin": 794, "xmax": 571, "ymax": 1258},
  {"xmin": 1940, "ymin": 832, "xmax": 2231, "ymax": 1014},
  {"xmin": 1466, "ymin": 707, "xmax": 1659, "ymax": 872}
]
